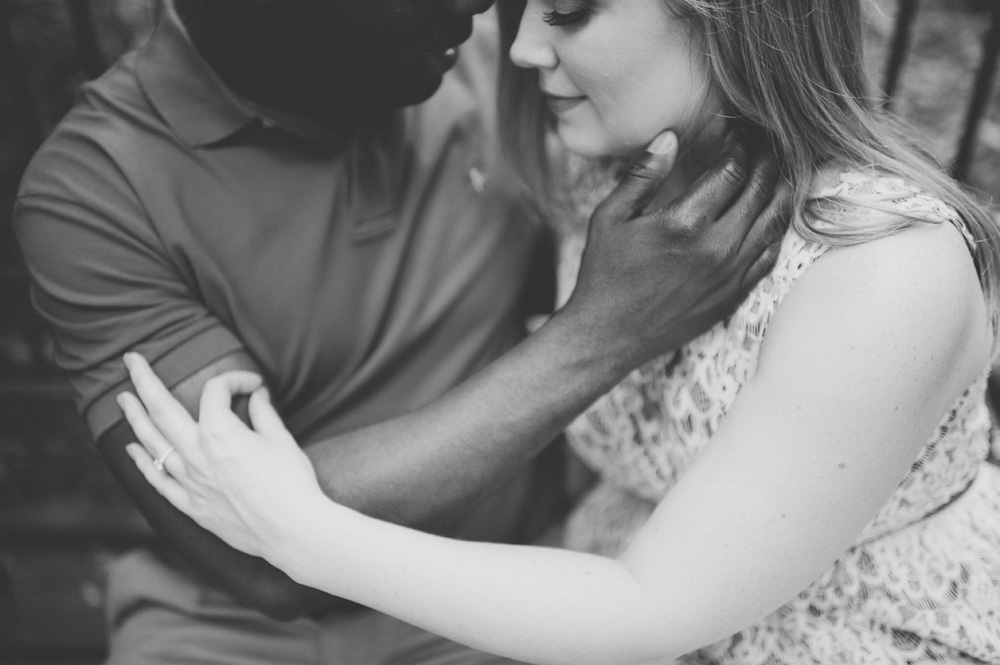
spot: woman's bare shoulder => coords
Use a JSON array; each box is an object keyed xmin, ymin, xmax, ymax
[
  {"xmin": 762, "ymin": 219, "xmax": 991, "ymax": 390},
  {"xmin": 814, "ymin": 219, "xmax": 980, "ymax": 307}
]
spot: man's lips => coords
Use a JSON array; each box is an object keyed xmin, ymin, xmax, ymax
[
  {"xmin": 423, "ymin": 45, "xmax": 460, "ymax": 75},
  {"xmin": 544, "ymin": 92, "xmax": 587, "ymax": 114},
  {"xmin": 422, "ymin": 19, "xmax": 473, "ymax": 75}
]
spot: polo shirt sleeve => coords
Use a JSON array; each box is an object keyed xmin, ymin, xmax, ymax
[{"xmin": 14, "ymin": 133, "xmax": 244, "ymax": 441}]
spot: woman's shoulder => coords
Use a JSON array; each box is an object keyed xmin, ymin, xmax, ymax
[
  {"xmin": 817, "ymin": 219, "xmax": 977, "ymax": 291},
  {"xmin": 768, "ymin": 210, "xmax": 985, "ymax": 340},
  {"xmin": 769, "ymin": 207, "xmax": 991, "ymax": 383}
]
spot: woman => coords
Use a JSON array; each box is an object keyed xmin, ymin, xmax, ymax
[{"xmin": 118, "ymin": 0, "xmax": 1000, "ymax": 663}]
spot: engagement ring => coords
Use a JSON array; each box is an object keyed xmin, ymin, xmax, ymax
[{"xmin": 153, "ymin": 447, "xmax": 176, "ymax": 472}]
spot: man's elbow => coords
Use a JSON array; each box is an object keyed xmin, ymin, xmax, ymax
[
  {"xmin": 235, "ymin": 578, "xmax": 324, "ymax": 621},
  {"xmin": 231, "ymin": 573, "xmax": 362, "ymax": 621},
  {"xmin": 255, "ymin": 593, "xmax": 313, "ymax": 623}
]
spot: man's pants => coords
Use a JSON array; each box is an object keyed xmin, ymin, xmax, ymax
[{"xmin": 104, "ymin": 549, "xmax": 520, "ymax": 665}]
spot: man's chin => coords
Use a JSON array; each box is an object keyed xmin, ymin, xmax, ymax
[{"xmin": 388, "ymin": 75, "xmax": 447, "ymax": 108}]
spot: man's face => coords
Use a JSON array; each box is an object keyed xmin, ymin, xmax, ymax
[{"xmin": 278, "ymin": 0, "xmax": 496, "ymax": 115}]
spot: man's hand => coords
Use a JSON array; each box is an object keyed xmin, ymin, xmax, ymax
[{"xmin": 559, "ymin": 128, "xmax": 789, "ymax": 370}]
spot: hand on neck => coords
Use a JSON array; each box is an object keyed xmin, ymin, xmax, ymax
[{"xmin": 645, "ymin": 116, "xmax": 730, "ymax": 212}]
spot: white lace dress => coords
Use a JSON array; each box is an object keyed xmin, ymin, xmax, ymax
[{"xmin": 557, "ymin": 170, "xmax": 1000, "ymax": 664}]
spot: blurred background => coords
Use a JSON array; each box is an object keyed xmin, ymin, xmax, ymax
[{"xmin": 1, "ymin": 0, "xmax": 999, "ymax": 663}]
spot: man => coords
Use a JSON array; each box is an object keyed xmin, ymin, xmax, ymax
[{"xmin": 14, "ymin": 0, "xmax": 785, "ymax": 663}]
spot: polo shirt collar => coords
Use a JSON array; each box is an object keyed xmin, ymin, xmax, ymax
[
  {"xmin": 136, "ymin": 8, "xmax": 255, "ymax": 147},
  {"xmin": 136, "ymin": 7, "xmax": 342, "ymax": 147}
]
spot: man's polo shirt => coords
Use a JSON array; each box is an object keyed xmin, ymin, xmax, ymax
[{"xmin": 14, "ymin": 9, "xmax": 546, "ymax": 444}]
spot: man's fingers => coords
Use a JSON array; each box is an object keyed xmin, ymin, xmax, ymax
[
  {"xmin": 247, "ymin": 388, "xmax": 290, "ymax": 442},
  {"xmin": 722, "ymin": 148, "xmax": 783, "ymax": 250},
  {"xmin": 739, "ymin": 237, "xmax": 784, "ymax": 298},
  {"xmin": 669, "ymin": 131, "xmax": 752, "ymax": 227},
  {"xmin": 126, "ymin": 443, "xmax": 193, "ymax": 514},
  {"xmin": 732, "ymin": 180, "xmax": 789, "ymax": 298},
  {"xmin": 199, "ymin": 372, "xmax": 265, "ymax": 431},
  {"xmin": 594, "ymin": 130, "xmax": 678, "ymax": 224},
  {"xmin": 737, "ymin": 182, "xmax": 792, "ymax": 258},
  {"xmin": 124, "ymin": 353, "xmax": 197, "ymax": 444}
]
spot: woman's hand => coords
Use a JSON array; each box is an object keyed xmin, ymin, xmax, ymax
[{"xmin": 118, "ymin": 353, "xmax": 324, "ymax": 560}]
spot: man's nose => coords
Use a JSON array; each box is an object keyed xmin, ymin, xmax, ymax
[{"xmin": 444, "ymin": 0, "xmax": 496, "ymax": 17}]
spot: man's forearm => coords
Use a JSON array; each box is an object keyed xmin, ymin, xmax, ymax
[
  {"xmin": 305, "ymin": 310, "xmax": 631, "ymax": 532},
  {"xmin": 303, "ymin": 133, "xmax": 790, "ymax": 531}
]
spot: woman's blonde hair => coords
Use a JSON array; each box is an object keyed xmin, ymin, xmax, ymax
[{"xmin": 495, "ymin": 0, "xmax": 1000, "ymax": 339}]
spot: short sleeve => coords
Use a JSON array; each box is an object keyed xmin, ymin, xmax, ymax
[{"xmin": 14, "ymin": 132, "xmax": 243, "ymax": 441}]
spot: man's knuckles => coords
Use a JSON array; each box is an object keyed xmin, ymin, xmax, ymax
[{"xmin": 715, "ymin": 154, "xmax": 750, "ymax": 192}]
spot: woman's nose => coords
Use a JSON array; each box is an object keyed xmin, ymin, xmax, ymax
[{"xmin": 509, "ymin": 7, "xmax": 558, "ymax": 70}]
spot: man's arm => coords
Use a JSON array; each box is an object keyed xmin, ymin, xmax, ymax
[
  {"xmin": 302, "ymin": 132, "xmax": 788, "ymax": 533},
  {"xmin": 14, "ymin": 138, "xmax": 346, "ymax": 619}
]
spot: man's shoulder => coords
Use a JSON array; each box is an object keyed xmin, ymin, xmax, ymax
[{"xmin": 19, "ymin": 52, "xmax": 175, "ymax": 204}]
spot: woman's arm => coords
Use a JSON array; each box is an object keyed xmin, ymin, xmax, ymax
[
  {"xmin": 273, "ymin": 222, "xmax": 990, "ymax": 664},
  {"xmin": 125, "ymin": 221, "xmax": 988, "ymax": 663}
]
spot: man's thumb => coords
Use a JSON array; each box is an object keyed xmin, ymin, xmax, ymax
[{"xmin": 602, "ymin": 130, "xmax": 679, "ymax": 223}]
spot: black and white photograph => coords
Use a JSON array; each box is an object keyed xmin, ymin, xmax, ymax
[{"xmin": 3, "ymin": 1, "xmax": 1000, "ymax": 663}]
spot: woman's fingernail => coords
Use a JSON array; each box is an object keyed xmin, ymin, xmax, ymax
[
  {"xmin": 123, "ymin": 353, "xmax": 133, "ymax": 368},
  {"xmin": 647, "ymin": 130, "xmax": 677, "ymax": 156},
  {"xmin": 117, "ymin": 393, "xmax": 127, "ymax": 409},
  {"xmin": 259, "ymin": 387, "xmax": 271, "ymax": 403}
]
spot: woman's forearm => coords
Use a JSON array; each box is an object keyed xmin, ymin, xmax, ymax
[{"xmin": 271, "ymin": 498, "xmax": 681, "ymax": 665}]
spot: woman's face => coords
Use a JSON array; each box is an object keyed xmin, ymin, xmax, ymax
[{"xmin": 509, "ymin": 0, "xmax": 718, "ymax": 158}]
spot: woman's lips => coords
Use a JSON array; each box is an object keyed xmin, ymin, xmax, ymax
[{"xmin": 544, "ymin": 93, "xmax": 587, "ymax": 114}]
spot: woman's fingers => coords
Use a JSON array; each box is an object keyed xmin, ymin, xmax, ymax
[
  {"xmin": 118, "ymin": 391, "xmax": 187, "ymax": 479},
  {"xmin": 123, "ymin": 353, "xmax": 198, "ymax": 452},
  {"xmin": 199, "ymin": 372, "xmax": 265, "ymax": 432},
  {"xmin": 126, "ymin": 443, "xmax": 193, "ymax": 515},
  {"xmin": 248, "ymin": 388, "xmax": 291, "ymax": 442}
]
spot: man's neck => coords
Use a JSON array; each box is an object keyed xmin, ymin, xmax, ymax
[{"xmin": 177, "ymin": 7, "xmax": 368, "ymax": 146}]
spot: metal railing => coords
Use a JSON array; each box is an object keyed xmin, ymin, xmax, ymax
[{"xmin": 882, "ymin": 0, "xmax": 1000, "ymax": 181}]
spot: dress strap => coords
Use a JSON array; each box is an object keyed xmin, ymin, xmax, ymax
[{"xmin": 950, "ymin": 215, "xmax": 978, "ymax": 256}]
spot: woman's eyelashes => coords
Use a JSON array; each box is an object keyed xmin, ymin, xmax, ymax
[{"xmin": 542, "ymin": 6, "xmax": 591, "ymax": 27}]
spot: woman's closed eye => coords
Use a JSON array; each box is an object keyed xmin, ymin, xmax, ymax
[
  {"xmin": 542, "ymin": 0, "xmax": 593, "ymax": 27},
  {"xmin": 543, "ymin": 8, "xmax": 590, "ymax": 26}
]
